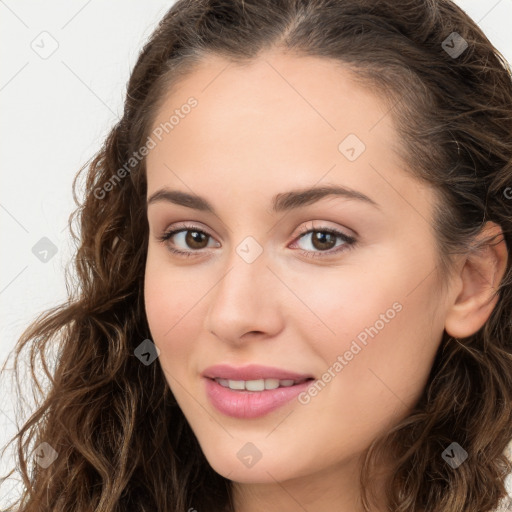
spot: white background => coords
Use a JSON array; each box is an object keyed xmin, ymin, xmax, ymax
[{"xmin": 1, "ymin": 0, "xmax": 512, "ymax": 506}]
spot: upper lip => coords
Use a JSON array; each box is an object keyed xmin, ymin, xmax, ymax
[{"xmin": 201, "ymin": 364, "xmax": 314, "ymax": 381}]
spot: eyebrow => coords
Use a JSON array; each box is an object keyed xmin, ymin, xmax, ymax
[{"xmin": 146, "ymin": 184, "xmax": 381, "ymax": 213}]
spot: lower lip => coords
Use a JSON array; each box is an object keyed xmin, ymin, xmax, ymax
[{"xmin": 203, "ymin": 377, "xmax": 313, "ymax": 419}]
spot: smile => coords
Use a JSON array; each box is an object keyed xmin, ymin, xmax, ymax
[
  {"xmin": 204, "ymin": 377, "xmax": 315, "ymax": 419},
  {"xmin": 214, "ymin": 377, "xmax": 311, "ymax": 391}
]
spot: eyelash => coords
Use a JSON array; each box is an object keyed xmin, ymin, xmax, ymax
[{"xmin": 156, "ymin": 222, "xmax": 357, "ymax": 260}]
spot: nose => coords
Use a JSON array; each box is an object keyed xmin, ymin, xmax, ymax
[{"xmin": 204, "ymin": 243, "xmax": 284, "ymax": 345}]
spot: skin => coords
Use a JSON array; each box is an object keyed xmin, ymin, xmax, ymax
[{"xmin": 143, "ymin": 50, "xmax": 508, "ymax": 512}]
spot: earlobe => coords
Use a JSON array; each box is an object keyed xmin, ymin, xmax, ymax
[{"xmin": 444, "ymin": 221, "xmax": 509, "ymax": 339}]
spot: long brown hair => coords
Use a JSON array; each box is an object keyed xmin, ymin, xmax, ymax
[{"xmin": 2, "ymin": 0, "xmax": 512, "ymax": 510}]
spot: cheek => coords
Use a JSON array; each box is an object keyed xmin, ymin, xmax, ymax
[
  {"xmin": 299, "ymin": 258, "xmax": 442, "ymax": 411},
  {"xmin": 144, "ymin": 254, "xmax": 210, "ymax": 383},
  {"xmin": 323, "ymin": 288, "xmax": 441, "ymax": 436},
  {"xmin": 144, "ymin": 249, "xmax": 195, "ymax": 339},
  {"xmin": 144, "ymin": 259, "xmax": 187, "ymax": 365},
  {"xmin": 288, "ymin": 265, "xmax": 400, "ymax": 353}
]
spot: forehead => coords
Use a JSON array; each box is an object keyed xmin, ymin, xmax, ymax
[
  {"xmin": 148, "ymin": 51, "xmax": 394, "ymax": 147},
  {"xmin": 145, "ymin": 51, "xmax": 432, "ymax": 222}
]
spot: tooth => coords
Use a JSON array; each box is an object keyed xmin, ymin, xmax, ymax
[
  {"xmin": 264, "ymin": 378, "xmax": 280, "ymax": 390},
  {"xmin": 229, "ymin": 380, "xmax": 245, "ymax": 390},
  {"xmin": 245, "ymin": 379, "xmax": 265, "ymax": 391},
  {"xmin": 219, "ymin": 378, "xmax": 300, "ymax": 391}
]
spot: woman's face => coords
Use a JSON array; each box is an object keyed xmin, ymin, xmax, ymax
[{"xmin": 144, "ymin": 51, "xmax": 452, "ymax": 502}]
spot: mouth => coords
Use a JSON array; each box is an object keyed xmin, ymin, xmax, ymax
[
  {"xmin": 209, "ymin": 376, "xmax": 315, "ymax": 392},
  {"xmin": 201, "ymin": 363, "xmax": 315, "ymax": 383},
  {"xmin": 203, "ymin": 376, "xmax": 316, "ymax": 419},
  {"xmin": 201, "ymin": 364, "xmax": 316, "ymax": 418}
]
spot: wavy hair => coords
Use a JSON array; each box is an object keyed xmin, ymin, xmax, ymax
[{"xmin": 2, "ymin": 0, "xmax": 512, "ymax": 510}]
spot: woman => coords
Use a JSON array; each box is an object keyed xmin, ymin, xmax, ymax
[{"xmin": 2, "ymin": 0, "xmax": 512, "ymax": 511}]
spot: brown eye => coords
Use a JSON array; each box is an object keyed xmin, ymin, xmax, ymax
[
  {"xmin": 182, "ymin": 230, "xmax": 209, "ymax": 249},
  {"xmin": 157, "ymin": 224, "xmax": 219, "ymax": 257},
  {"xmin": 291, "ymin": 226, "xmax": 357, "ymax": 260},
  {"xmin": 309, "ymin": 231, "xmax": 338, "ymax": 251}
]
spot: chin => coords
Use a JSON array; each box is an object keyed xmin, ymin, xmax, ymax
[{"xmin": 202, "ymin": 445, "xmax": 305, "ymax": 484}]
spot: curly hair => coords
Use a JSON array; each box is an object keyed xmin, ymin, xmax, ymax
[{"xmin": 2, "ymin": 0, "xmax": 512, "ymax": 511}]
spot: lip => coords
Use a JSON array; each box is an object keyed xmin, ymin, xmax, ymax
[
  {"xmin": 201, "ymin": 364, "xmax": 314, "ymax": 381},
  {"xmin": 201, "ymin": 364, "xmax": 315, "ymax": 419},
  {"xmin": 203, "ymin": 377, "xmax": 314, "ymax": 419}
]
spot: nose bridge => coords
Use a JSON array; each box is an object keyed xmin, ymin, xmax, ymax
[
  {"xmin": 204, "ymin": 235, "xmax": 283, "ymax": 340},
  {"xmin": 213, "ymin": 237, "xmax": 271, "ymax": 315}
]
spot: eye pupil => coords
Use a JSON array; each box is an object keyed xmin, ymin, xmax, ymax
[
  {"xmin": 312, "ymin": 231, "xmax": 337, "ymax": 251},
  {"xmin": 186, "ymin": 230, "xmax": 208, "ymax": 249}
]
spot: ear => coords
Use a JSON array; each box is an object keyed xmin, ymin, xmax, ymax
[{"xmin": 444, "ymin": 221, "xmax": 509, "ymax": 339}]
